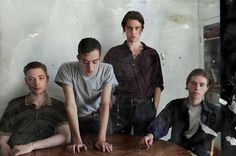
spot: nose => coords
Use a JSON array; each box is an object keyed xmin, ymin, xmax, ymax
[
  {"xmin": 195, "ymin": 84, "xmax": 200, "ymax": 90},
  {"xmin": 131, "ymin": 29, "xmax": 136, "ymax": 35},
  {"xmin": 34, "ymin": 78, "xmax": 40, "ymax": 87},
  {"xmin": 88, "ymin": 63, "xmax": 94, "ymax": 73}
]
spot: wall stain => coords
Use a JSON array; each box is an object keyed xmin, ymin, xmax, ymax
[{"xmin": 167, "ymin": 13, "xmax": 194, "ymax": 24}]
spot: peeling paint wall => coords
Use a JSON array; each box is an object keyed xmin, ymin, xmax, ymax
[{"xmin": 0, "ymin": 0, "xmax": 200, "ymax": 119}]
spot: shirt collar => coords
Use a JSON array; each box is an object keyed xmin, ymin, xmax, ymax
[
  {"xmin": 184, "ymin": 97, "xmax": 212, "ymax": 113},
  {"xmin": 25, "ymin": 92, "xmax": 52, "ymax": 108},
  {"xmin": 123, "ymin": 40, "xmax": 148, "ymax": 50}
]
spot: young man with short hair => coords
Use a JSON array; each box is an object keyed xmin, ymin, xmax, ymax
[
  {"xmin": 0, "ymin": 61, "xmax": 70, "ymax": 156},
  {"xmin": 140, "ymin": 68, "xmax": 221, "ymax": 156},
  {"xmin": 55, "ymin": 38, "xmax": 118, "ymax": 153},
  {"xmin": 104, "ymin": 10, "xmax": 164, "ymax": 135}
]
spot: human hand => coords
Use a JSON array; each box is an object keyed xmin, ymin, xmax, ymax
[
  {"xmin": 95, "ymin": 140, "xmax": 112, "ymax": 152},
  {"xmin": 139, "ymin": 133, "xmax": 154, "ymax": 150},
  {"xmin": 10, "ymin": 143, "xmax": 34, "ymax": 156},
  {"xmin": 0, "ymin": 143, "xmax": 11, "ymax": 156},
  {"xmin": 67, "ymin": 143, "xmax": 87, "ymax": 153}
]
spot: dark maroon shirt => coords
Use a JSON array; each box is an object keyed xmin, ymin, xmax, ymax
[{"xmin": 104, "ymin": 41, "xmax": 164, "ymax": 99}]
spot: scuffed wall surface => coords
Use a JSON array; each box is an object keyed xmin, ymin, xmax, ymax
[{"xmin": 0, "ymin": 0, "xmax": 200, "ymax": 117}]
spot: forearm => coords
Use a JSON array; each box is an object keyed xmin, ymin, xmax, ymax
[
  {"xmin": 0, "ymin": 135, "xmax": 11, "ymax": 149},
  {"xmin": 62, "ymin": 84, "xmax": 82, "ymax": 144},
  {"xmin": 98, "ymin": 104, "xmax": 109, "ymax": 141},
  {"xmin": 153, "ymin": 87, "xmax": 161, "ymax": 108},
  {"xmin": 66, "ymin": 105, "xmax": 82, "ymax": 144},
  {"xmin": 0, "ymin": 136, "xmax": 11, "ymax": 156},
  {"xmin": 29, "ymin": 132, "xmax": 68, "ymax": 150}
]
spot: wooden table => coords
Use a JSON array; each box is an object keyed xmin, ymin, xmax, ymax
[{"xmin": 22, "ymin": 135, "xmax": 191, "ymax": 156}]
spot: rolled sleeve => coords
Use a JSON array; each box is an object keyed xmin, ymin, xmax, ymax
[
  {"xmin": 54, "ymin": 63, "xmax": 74, "ymax": 87},
  {"xmin": 103, "ymin": 65, "xmax": 118, "ymax": 88}
]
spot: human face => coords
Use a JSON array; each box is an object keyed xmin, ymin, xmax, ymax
[
  {"xmin": 25, "ymin": 68, "xmax": 48, "ymax": 95},
  {"xmin": 186, "ymin": 75, "xmax": 209, "ymax": 104},
  {"xmin": 124, "ymin": 19, "xmax": 143, "ymax": 42},
  {"xmin": 78, "ymin": 49, "xmax": 100, "ymax": 76}
]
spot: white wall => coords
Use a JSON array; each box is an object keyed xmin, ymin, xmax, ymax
[
  {"xmin": 198, "ymin": 0, "xmax": 221, "ymax": 150},
  {"xmin": 0, "ymin": 0, "xmax": 200, "ymax": 121}
]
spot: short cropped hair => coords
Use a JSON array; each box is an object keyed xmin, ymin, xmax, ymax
[
  {"xmin": 23, "ymin": 61, "xmax": 48, "ymax": 76},
  {"xmin": 186, "ymin": 68, "xmax": 211, "ymax": 86},
  {"xmin": 121, "ymin": 10, "xmax": 144, "ymax": 32},
  {"xmin": 77, "ymin": 37, "xmax": 101, "ymax": 59}
]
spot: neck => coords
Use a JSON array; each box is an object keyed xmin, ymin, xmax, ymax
[
  {"xmin": 189, "ymin": 97, "xmax": 203, "ymax": 106},
  {"xmin": 30, "ymin": 92, "xmax": 46, "ymax": 106},
  {"xmin": 127, "ymin": 40, "xmax": 142, "ymax": 49}
]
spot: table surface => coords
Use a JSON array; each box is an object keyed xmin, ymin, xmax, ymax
[{"xmin": 22, "ymin": 135, "xmax": 192, "ymax": 156}]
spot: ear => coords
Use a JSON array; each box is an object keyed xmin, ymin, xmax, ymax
[
  {"xmin": 24, "ymin": 77, "xmax": 27, "ymax": 84},
  {"xmin": 141, "ymin": 26, "xmax": 144, "ymax": 32},
  {"xmin": 206, "ymin": 85, "xmax": 209, "ymax": 92},
  {"xmin": 47, "ymin": 75, "xmax": 49, "ymax": 82},
  {"xmin": 77, "ymin": 54, "xmax": 80, "ymax": 61},
  {"xmin": 185, "ymin": 83, "xmax": 188, "ymax": 90}
]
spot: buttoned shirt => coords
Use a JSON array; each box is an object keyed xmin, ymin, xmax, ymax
[
  {"xmin": 0, "ymin": 93, "xmax": 67, "ymax": 147},
  {"xmin": 104, "ymin": 41, "xmax": 164, "ymax": 99}
]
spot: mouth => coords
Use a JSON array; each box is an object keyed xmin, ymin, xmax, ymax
[
  {"xmin": 85, "ymin": 72, "xmax": 93, "ymax": 76},
  {"xmin": 193, "ymin": 92, "xmax": 200, "ymax": 96},
  {"xmin": 34, "ymin": 88, "xmax": 41, "ymax": 91}
]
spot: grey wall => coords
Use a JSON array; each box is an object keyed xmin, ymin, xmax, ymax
[{"xmin": 0, "ymin": 0, "xmax": 200, "ymax": 119}]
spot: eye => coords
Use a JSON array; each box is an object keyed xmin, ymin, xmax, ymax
[
  {"xmin": 27, "ymin": 77, "xmax": 35, "ymax": 82},
  {"xmin": 82, "ymin": 61, "xmax": 89, "ymax": 65},
  {"xmin": 200, "ymin": 83, "xmax": 206, "ymax": 87},
  {"xmin": 39, "ymin": 76, "xmax": 45, "ymax": 80},
  {"xmin": 135, "ymin": 26, "xmax": 142, "ymax": 30},
  {"xmin": 93, "ymin": 60, "xmax": 99, "ymax": 64},
  {"xmin": 190, "ymin": 81, "xmax": 197, "ymax": 86},
  {"xmin": 126, "ymin": 27, "xmax": 132, "ymax": 31},
  {"xmin": 28, "ymin": 78, "xmax": 34, "ymax": 81}
]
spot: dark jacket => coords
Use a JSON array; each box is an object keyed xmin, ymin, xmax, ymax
[{"xmin": 147, "ymin": 98, "xmax": 222, "ymax": 156}]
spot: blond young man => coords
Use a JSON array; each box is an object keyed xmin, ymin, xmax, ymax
[{"xmin": 140, "ymin": 68, "xmax": 221, "ymax": 156}]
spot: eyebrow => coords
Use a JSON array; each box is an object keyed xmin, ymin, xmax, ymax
[
  {"xmin": 126, "ymin": 26, "xmax": 142, "ymax": 28},
  {"xmin": 27, "ymin": 74, "xmax": 46, "ymax": 78},
  {"xmin": 81, "ymin": 59, "xmax": 100, "ymax": 62}
]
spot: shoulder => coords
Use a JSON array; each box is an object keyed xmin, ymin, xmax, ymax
[
  {"xmin": 7, "ymin": 96, "xmax": 26, "ymax": 109},
  {"xmin": 8, "ymin": 96, "xmax": 25, "ymax": 104},
  {"xmin": 100, "ymin": 62, "xmax": 113, "ymax": 69},
  {"xmin": 57, "ymin": 61, "xmax": 80, "ymax": 75},
  {"xmin": 143, "ymin": 44, "xmax": 159, "ymax": 56},
  {"xmin": 2, "ymin": 95, "xmax": 26, "ymax": 116},
  {"xmin": 168, "ymin": 98, "xmax": 186, "ymax": 105},
  {"xmin": 105, "ymin": 44, "xmax": 127, "ymax": 57},
  {"xmin": 203, "ymin": 100, "xmax": 221, "ymax": 113},
  {"xmin": 59, "ymin": 61, "xmax": 78, "ymax": 69},
  {"xmin": 99, "ymin": 63, "xmax": 114, "ymax": 73},
  {"xmin": 108, "ymin": 44, "xmax": 125, "ymax": 52},
  {"xmin": 50, "ymin": 97, "xmax": 63, "ymax": 104},
  {"xmin": 50, "ymin": 97, "xmax": 66, "ymax": 111},
  {"xmin": 163, "ymin": 98, "xmax": 187, "ymax": 112}
]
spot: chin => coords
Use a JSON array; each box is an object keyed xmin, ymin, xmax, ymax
[{"xmin": 33, "ymin": 91, "xmax": 45, "ymax": 95}]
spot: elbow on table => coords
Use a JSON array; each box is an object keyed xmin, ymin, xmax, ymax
[{"xmin": 63, "ymin": 130, "xmax": 71, "ymax": 144}]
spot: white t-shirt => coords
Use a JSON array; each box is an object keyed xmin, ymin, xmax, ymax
[
  {"xmin": 55, "ymin": 61, "xmax": 118, "ymax": 117},
  {"xmin": 184, "ymin": 102, "xmax": 202, "ymax": 139}
]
